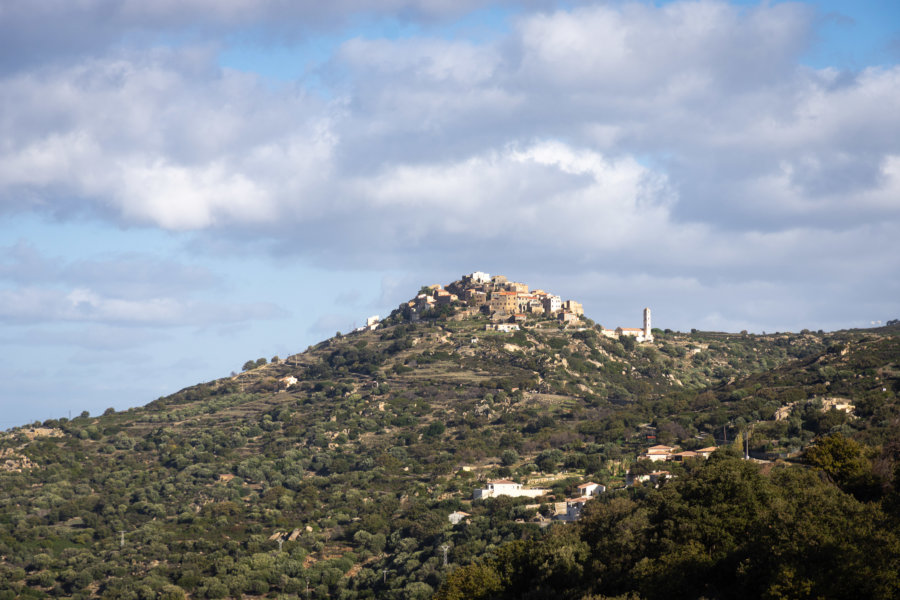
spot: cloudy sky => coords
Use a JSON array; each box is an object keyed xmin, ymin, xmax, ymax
[{"xmin": 1, "ymin": 0, "xmax": 899, "ymax": 427}]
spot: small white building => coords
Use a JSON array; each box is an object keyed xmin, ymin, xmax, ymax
[
  {"xmin": 556, "ymin": 497, "xmax": 590, "ymax": 522},
  {"xmin": 469, "ymin": 271, "xmax": 491, "ymax": 284},
  {"xmin": 576, "ymin": 482, "xmax": 605, "ymax": 497},
  {"xmin": 555, "ymin": 482, "xmax": 606, "ymax": 523},
  {"xmin": 486, "ymin": 323, "xmax": 520, "ymax": 333},
  {"xmin": 448, "ymin": 510, "xmax": 471, "ymax": 525},
  {"xmin": 473, "ymin": 479, "xmax": 550, "ymax": 500}
]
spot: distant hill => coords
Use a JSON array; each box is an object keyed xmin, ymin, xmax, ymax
[{"xmin": 1, "ymin": 274, "xmax": 898, "ymax": 599}]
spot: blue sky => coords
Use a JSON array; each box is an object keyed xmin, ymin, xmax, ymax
[{"xmin": 1, "ymin": 0, "xmax": 899, "ymax": 427}]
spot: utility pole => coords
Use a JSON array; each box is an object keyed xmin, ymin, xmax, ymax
[
  {"xmin": 383, "ymin": 569, "xmax": 388, "ymax": 584},
  {"xmin": 276, "ymin": 538, "xmax": 283, "ymax": 552},
  {"xmin": 744, "ymin": 424, "xmax": 753, "ymax": 460},
  {"xmin": 118, "ymin": 531, "xmax": 125, "ymax": 548}
]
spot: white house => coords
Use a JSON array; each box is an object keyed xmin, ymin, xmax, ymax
[
  {"xmin": 639, "ymin": 444, "xmax": 677, "ymax": 462},
  {"xmin": 542, "ymin": 295, "xmax": 562, "ymax": 314},
  {"xmin": 556, "ymin": 497, "xmax": 590, "ymax": 522},
  {"xmin": 576, "ymin": 482, "xmax": 605, "ymax": 497},
  {"xmin": 473, "ymin": 479, "xmax": 550, "ymax": 500},
  {"xmin": 695, "ymin": 446, "xmax": 717, "ymax": 459},
  {"xmin": 554, "ymin": 482, "xmax": 606, "ymax": 523}
]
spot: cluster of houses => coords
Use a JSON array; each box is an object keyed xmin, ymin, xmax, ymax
[
  {"xmin": 467, "ymin": 478, "xmax": 606, "ymax": 523},
  {"xmin": 397, "ymin": 272, "xmax": 654, "ymax": 341},
  {"xmin": 455, "ymin": 443, "xmax": 721, "ymax": 524},
  {"xmin": 638, "ymin": 444, "xmax": 718, "ymax": 462},
  {"xmin": 399, "ymin": 271, "xmax": 585, "ymax": 329}
]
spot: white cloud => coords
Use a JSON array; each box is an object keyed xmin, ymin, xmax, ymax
[
  {"xmin": 0, "ymin": 0, "xmax": 896, "ymax": 333},
  {"xmin": 0, "ymin": 52, "xmax": 336, "ymax": 229},
  {"xmin": 1, "ymin": 0, "xmax": 900, "ymax": 427}
]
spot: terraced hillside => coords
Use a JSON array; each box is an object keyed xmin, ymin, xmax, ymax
[{"xmin": 0, "ymin": 284, "xmax": 897, "ymax": 600}]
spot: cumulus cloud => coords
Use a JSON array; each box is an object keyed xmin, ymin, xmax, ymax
[
  {"xmin": 0, "ymin": 0, "xmax": 564, "ymax": 74},
  {"xmin": 3, "ymin": 3, "xmax": 897, "ymax": 233},
  {"xmin": 0, "ymin": 51, "xmax": 337, "ymax": 228},
  {"xmin": 0, "ymin": 0, "xmax": 897, "ymax": 330}
]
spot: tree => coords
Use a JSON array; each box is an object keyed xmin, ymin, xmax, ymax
[
  {"xmin": 805, "ymin": 433, "xmax": 880, "ymax": 499},
  {"xmin": 424, "ymin": 422, "xmax": 446, "ymax": 439},
  {"xmin": 536, "ymin": 449, "xmax": 564, "ymax": 473},
  {"xmin": 434, "ymin": 564, "xmax": 502, "ymax": 600},
  {"xmin": 500, "ymin": 449, "xmax": 519, "ymax": 466}
]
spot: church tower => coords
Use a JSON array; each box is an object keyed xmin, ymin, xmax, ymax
[{"xmin": 643, "ymin": 307, "xmax": 652, "ymax": 341}]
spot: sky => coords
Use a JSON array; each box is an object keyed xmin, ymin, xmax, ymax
[{"xmin": 1, "ymin": 0, "xmax": 899, "ymax": 427}]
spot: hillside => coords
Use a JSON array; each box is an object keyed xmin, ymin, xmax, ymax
[{"xmin": 1, "ymin": 275, "xmax": 898, "ymax": 599}]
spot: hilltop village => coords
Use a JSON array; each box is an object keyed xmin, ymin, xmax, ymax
[{"xmin": 395, "ymin": 271, "xmax": 653, "ymax": 342}]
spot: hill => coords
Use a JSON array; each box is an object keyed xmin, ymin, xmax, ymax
[{"xmin": 0, "ymin": 274, "xmax": 898, "ymax": 599}]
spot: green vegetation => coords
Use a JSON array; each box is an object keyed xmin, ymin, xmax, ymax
[{"xmin": 0, "ymin": 288, "xmax": 898, "ymax": 599}]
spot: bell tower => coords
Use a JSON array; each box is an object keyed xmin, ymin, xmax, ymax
[{"xmin": 643, "ymin": 307, "xmax": 652, "ymax": 341}]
